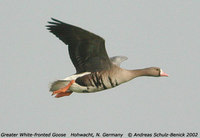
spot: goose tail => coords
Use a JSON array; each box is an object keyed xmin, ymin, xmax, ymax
[{"xmin": 49, "ymin": 80, "xmax": 71, "ymax": 91}]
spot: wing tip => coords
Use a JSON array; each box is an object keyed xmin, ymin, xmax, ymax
[
  {"xmin": 50, "ymin": 17, "xmax": 63, "ymax": 23},
  {"xmin": 46, "ymin": 17, "xmax": 65, "ymax": 29}
]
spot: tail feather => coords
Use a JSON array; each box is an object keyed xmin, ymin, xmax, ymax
[{"xmin": 49, "ymin": 80, "xmax": 71, "ymax": 91}]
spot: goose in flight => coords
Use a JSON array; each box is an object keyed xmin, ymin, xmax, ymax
[{"xmin": 46, "ymin": 18, "xmax": 168, "ymax": 98}]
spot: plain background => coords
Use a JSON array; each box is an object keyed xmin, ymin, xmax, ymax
[{"xmin": 1, "ymin": 0, "xmax": 199, "ymax": 136}]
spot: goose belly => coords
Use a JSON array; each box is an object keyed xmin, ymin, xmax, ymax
[
  {"xmin": 70, "ymin": 82, "xmax": 114, "ymax": 93},
  {"xmin": 70, "ymin": 71, "xmax": 122, "ymax": 93}
]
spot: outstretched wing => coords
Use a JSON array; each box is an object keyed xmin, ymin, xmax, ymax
[{"xmin": 46, "ymin": 18, "xmax": 112, "ymax": 73}]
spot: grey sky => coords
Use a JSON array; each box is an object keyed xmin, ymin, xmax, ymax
[{"xmin": 1, "ymin": 0, "xmax": 199, "ymax": 135}]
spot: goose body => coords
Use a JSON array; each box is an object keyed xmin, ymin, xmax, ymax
[
  {"xmin": 50, "ymin": 65, "xmax": 128, "ymax": 94},
  {"xmin": 46, "ymin": 18, "xmax": 168, "ymax": 98}
]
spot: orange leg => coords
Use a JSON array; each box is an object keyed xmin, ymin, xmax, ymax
[
  {"xmin": 52, "ymin": 80, "xmax": 75, "ymax": 96},
  {"xmin": 55, "ymin": 91, "xmax": 73, "ymax": 98}
]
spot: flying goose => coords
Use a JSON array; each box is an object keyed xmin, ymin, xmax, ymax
[{"xmin": 46, "ymin": 18, "xmax": 168, "ymax": 98}]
